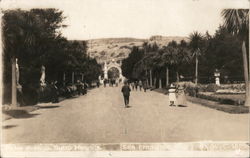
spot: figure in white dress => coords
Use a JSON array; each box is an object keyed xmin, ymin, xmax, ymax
[
  {"xmin": 168, "ymin": 84, "xmax": 177, "ymax": 106},
  {"xmin": 176, "ymin": 85, "xmax": 187, "ymax": 106}
]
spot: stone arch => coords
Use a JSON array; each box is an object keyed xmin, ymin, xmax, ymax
[
  {"xmin": 103, "ymin": 60, "xmax": 124, "ymax": 80},
  {"xmin": 107, "ymin": 66, "xmax": 122, "ymax": 79}
]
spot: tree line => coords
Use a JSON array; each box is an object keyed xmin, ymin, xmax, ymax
[
  {"xmin": 121, "ymin": 27, "xmax": 245, "ymax": 86},
  {"xmin": 3, "ymin": 9, "xmax": 102, "ymax": 105},
  {"xmin": 121, "ymin": 9, "xmax": 249, "ymax": 105}
]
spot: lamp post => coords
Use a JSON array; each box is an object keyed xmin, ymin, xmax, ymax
[{"xmin": 214, "ymin": 69, "xmax": 220, "ymax": 85}]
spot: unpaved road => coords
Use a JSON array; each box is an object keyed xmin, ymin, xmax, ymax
[{"xmin": 2, "ymin": 85, "xmax": 249, "ymax": 143}]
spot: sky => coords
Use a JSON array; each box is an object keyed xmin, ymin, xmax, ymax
[{"xmin": 1, "ymin": 0, "xmax": 249, "ymax": 40}]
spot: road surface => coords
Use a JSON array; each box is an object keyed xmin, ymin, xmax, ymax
[{"xmin": 2, "ymin": 85, "xmax": 249, "ymax": 143}]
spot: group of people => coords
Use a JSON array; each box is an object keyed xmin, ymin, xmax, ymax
[
  {"xmin": 121, "ymin": 80, "xmax": 187, "ymax": 108},
  {"xmin": 130, "ymin": 80, "xmax": 147, "ymax": 92},
  {"xmin": 103, "ymin": 78, "xmax": 120, "ymax": 87},
  {"xmin": 168, "ymin": 83, "xmax": 187, "ymax": 107}
]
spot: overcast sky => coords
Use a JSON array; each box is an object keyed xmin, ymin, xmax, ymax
[{"xmin": 1, "ymin": 0, "xmax": 249, "ymax": 40}]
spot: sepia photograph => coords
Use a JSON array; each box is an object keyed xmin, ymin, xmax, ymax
[{"xmin": 0, "ymin": 0, "xmax": 249, "ymax": 157}]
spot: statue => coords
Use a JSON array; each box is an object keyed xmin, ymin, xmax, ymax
[
  {"xmin": 104, "ymin": 61, "xmax": 108, "ymax": 79},
  {"xmin": 40, "ymin": 65, "xmax": 46, "ymax": 86},
  {"xmin": 16, "ymin": 58, "xmax": 20, "ymax": 86}
]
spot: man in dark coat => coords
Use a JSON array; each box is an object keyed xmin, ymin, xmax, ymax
[{"xmin": 121, "ymin": 81, "xmax": 131, "ymax": 108}]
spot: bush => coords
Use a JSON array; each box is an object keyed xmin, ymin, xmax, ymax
[
  {"xmin": 177, "ymin": 81, "xmax": 199, "ymax": 97},
  {"xmin": 206, "ymin": 84, "xmax": 220, "ymax": 92},
  {"xmin": 219, "ymin": 84, "xmax": 245, "ymax": 92},
  {"xmin": 198, "ymin": 92, "xmax": 245, "ymax": 106},
  {"xmin": 176, "ymin": 82, "xmax": 245, "ymax": 106},
  {"xmin": 22, "ymin": 85, "xmax": 39, "ymax": 105}
]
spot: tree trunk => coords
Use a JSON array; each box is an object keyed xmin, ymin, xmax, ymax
[
  {"xmin": 176, "ymin": 71, "xmax": 179, "ymax": 83},
  {"xmin": 81, "ymin": 73, "xmax": 84, "ymax": 82},
  {"xmin": 11, "ymin": 57, "xmax": 17, "ymax": 106},
  {"xmin": 242, "ymin": 41, "xmax": 249, "ymax": 106},
  {"xmin": 159, "ymin": 78, "xmax": 162, "ymax": 89},
  {"xmin": 166, "ymin": 67, "xmax": 169, "ymax": 87},
  {"xmin": 150, "ymin": 69, "xmax": 153, "ymax": 87},
  {"xmin": 72, "ymin": 72, "xmax": 74, "ymax": 84},
  {"xmin": 154, "ymin": 77, "xmax": 156, "ymax": 88},
  {"xmin": 63, "ymin": 72, "xmax": 66, "ymax": 86},
  {"xmin": 195, "ymin": 51, "xmax": 199, "ymax": 85},
  {"xmin": 146, "ymin": 69, "xmax": 149, "ymax": 87}
]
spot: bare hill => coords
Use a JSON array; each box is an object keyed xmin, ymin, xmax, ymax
[{"xmin": 86, "ymin": 36, "xmax": 188, "ymax": 63}]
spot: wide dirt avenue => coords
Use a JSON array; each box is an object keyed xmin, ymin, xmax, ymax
[{"xmin": 2, "ymin": 85, "xmax": 249, "ymax": 143}]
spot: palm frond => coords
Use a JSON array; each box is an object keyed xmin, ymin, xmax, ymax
[{"xmin": 222, "ymin": 9, "xmax": 249, "ymax": 37}]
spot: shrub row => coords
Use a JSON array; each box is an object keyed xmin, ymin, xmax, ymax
[
  {"xmin": 197, "ymin": 93, "xmax": 245, "ymax": 106},
  {"xmin": 178, "ymin": 82, "xmax": 245, "ymax": 106}
]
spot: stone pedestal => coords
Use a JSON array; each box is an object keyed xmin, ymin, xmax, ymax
[{"xmin": 215, "ymin": 77, "xmax": 220, "ymax": 85}]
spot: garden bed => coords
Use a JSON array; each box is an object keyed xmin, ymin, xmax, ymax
[
  {"xmin": 187, "ymin": 96, "xmax": 249, "ymax": 114},
  {"xmin": 153, "ymin": 88, "xmax": 249, "ymax": 114},
  {"xmin": 198, "ymin": 92, "xmax": 245, "ymax": 106}
]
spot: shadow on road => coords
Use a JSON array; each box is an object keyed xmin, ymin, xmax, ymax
[
  {"xmin": 178, "ymin": 105, "xmax": 188, "ymax": 107},
  {"xmin": 65, "ymin": 96, "xmax": 82, "ymax": 100},
  {"xmin": 3, "ymin": 110, "xmax": 40, "ymax": 119},
  {"xmin": 36, "ymin": 105, "xmax": 60, "ymax": 109},
  {"xmin": 2, "ymin": 125, "xmax": 18, "ymax": 129}
]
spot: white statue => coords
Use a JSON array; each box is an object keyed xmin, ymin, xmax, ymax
[
  {"xmin": 16, "ymin": 58, "xmax": 20, "ymax": 86},
  {"xmin": 40, "ymin": 65, "xmax": 46, "ymax": 86},
  {"xmin": 104, "ymin": 61, "xmax": 108, "ymax": 79}
]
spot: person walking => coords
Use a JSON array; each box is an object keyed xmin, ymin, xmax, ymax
[
  {"xmin": 143, "ymin": 81, "xmax": 147, "ymax": 92},
  {"xmin": 168, "ymin": 84, "xmax": 177, "ymax": 106},
  {"xmin": 135, "ymin": 81, "xmax": 138, "ymax": 91},
  {"xmin": 121, "ymin": 81, "xmax": 131, "ymax": 108},
  {"xmin": 176, "ymin": 84, "xmax": 187, "ymax": 106},
  {"xmin": 96, "ymin": 80, "xmax": 100, "ymax": 88},
  {"xmin": 138, "ymin": 80, "xmax": 143, "ymax": 91},
  {"xmin": 131, "ymin": 82, "xmax": 135, "ymax": 90},
  {"xmin": 115, "ymin": 79, "xmax": 118, "ymax": 87},
  {"xmin": 104, "ymin": 79, "xmax": 107, "ymax": 87}
]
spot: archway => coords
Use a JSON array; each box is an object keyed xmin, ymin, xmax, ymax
[
  {"xmin": 107, "ymin": 67, "xmax": 120, "ymax": 79},
  {"xmin": 101, "ymin": 59, "xmax": 125, "ymax": 85}
]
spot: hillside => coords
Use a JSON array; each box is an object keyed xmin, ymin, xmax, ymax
[{"xmin": 86, "ymin": 36, "xmax": 188, "ymax": 63}]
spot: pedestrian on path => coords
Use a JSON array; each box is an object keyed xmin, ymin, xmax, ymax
[
  {"xmin": 104, "ymin": 79, "xmax": 107, "ymax": 87},
  {"xmin": 143, "ymin": 81, "xmax": 147, "ymax": 92},
  {"xmin": 131, "ymin": 82, "xmax": 135, "ymax": 90},
  {"xmin": 135, "ymin": 81, "xmax": 138, "ymax": 91},
  {"xmin": 115, "ymin": 79, "xmax": 118, "ymax": 87},
  {"xmin": 121, "ymin": 81, "xmax": 131, "ymax": 108},
  {"xmin": 168, "ymin": 84, "xmax": 177, "ymax": 106},
  {"xmin": 176, "ymin": 85, "xmax": 187, "ymax": 106},
  {"xmin": 138, "ymin": 80, "xmax": 143, "ymax": 91}
]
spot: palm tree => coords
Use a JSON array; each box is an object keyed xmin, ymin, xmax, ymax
[
  {"xmin": 189, "ymin": 31, "xmax": 204, "ymax": 85},
  {"xmin": 222, "ymin": 9, "xmax": 249, "ymax": 106},
  {"xmin": 142, "ymin": 41, "xmax": 159, "ymax": 87},
  {"xmin": 158, "ymin": 47, "xmax": 170, "ymax": 87},
  {"xmin": 158, "ymin": 43, "xmax": 190, "ymax": 87},
  {"xmin": 3, "ymin": 10, "xmax": 35, "ymax": 106}
]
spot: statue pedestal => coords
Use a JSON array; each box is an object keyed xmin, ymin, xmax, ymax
[{"xmin": 215, "ymin": 77, "xmax": 220, "ymax": 85}]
